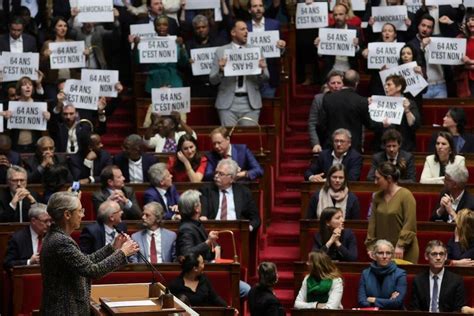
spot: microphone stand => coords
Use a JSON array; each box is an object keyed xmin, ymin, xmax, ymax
[{"xmin": 229, "ymin": 116, "xmax": 265, "ymax": 156}]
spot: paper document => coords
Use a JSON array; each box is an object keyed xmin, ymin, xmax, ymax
[{"xmin": 106, "ymin": 300, "xmax": 156, "ymax": 307}]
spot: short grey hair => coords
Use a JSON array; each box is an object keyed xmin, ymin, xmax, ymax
[
  {"xmin": 373, "ymin": 239, "xmax": 394, "ymax": 253},
  {"xmin": 445, "ymin": 163, "xmax": 469, "ymax": 185},
  {"xmin": 216, "ymin": 158, "xmax": 239, "ymax": 177},
  {"xmin": 192, "ymin": 14, "xmax": 208, "ymax": 28},
  {"xmin": 124, "ymin": 134, "xmax": 143, "ymax": 147},
  {"xmin": 47, "ymin": 192, "xmax": 80, "ymax": 222},
  {"xmin": 97, "ymin": 200, "xmax": 120, "ymax": 223},
  {"xmin": 6, "ymin": 165, "xmax": 27, "ymax": 180},
  {"xmin": 148, "ymin": 163, "xmax": 168, "ymax": 187},
  {"xmin": 178, "ymin": 189, "xmax": 201, "ymax": 220},
  {"xmin": 332, "ymin": 128, "xmax": 352, "ymax": 141},
  {"xmin": 37, "ymin": 136, "xmax": 55, "ymax": 147},
  {"xmin": 28, "ymin": 203, "xmax": 48, "ymax": 219},
  {"xmin": 144, "ymin": 202, "xmax": 165, "ymax": 221}
]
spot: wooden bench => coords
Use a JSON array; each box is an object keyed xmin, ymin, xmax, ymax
[{"xmin": 291, "ymin": 308, "xmax": 467, "ymax": 316}]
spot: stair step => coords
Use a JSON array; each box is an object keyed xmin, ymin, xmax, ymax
[
  {"xmin": 272, "ymin": 206, "xmax": 301, "ymax": 221},
  {"xmin": 267, "ymin": 222, "xmax": 299, "ymax": 237},
  {"xmin": 259, "ymin": 246, "xmax": 300, "ymax": 262},
  {"xmin": 274, "ymin": 289, "xmax": 295, "ymax": 308}
]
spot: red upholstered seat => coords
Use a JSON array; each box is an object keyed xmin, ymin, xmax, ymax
[
  {"xmin": 15, "ymin": 274, "xmax": 42, "ymax": 315},
  {"xmin": 80, "ymin": 192, "xmax": 95, "ymax": 220}
]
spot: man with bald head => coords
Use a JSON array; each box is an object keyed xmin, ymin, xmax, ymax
[
  {"xmin": 79, "ymin": 200, "xmax": 128, "ymax": 254},
  {"xmin": 0, "ymin": 134, "xmax": 21, "ymax": 183}
]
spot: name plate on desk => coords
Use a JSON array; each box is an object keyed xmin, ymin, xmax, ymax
[{"xmin": 100, "ymin": 297, "xmax": 184, "ymax": 315}]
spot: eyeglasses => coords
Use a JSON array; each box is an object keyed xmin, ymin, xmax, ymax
[
  {"xmin": 376, "ymin": 251, "xmax": 393, "ymax": 256},
  {"xmin": 214, "ymin": 171, "xmax": 232, "ymax": 178},
  {"xmin": 429, "ymin": 252, "xmax": 446, "ymax": 258},
  {"xmin": 34, "ymin": 217, "xmax": 52, "ymax": 224},
  {"xmin": 72, "ymin": 208, "xmax": 85, "ymax": 214}
]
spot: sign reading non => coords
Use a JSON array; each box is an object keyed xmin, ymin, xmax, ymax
[
  {"xmin": 427, "ymin": 37, "xmax": 466, "ymax": 65},
  {"xmin": 367, "ymin": 42, "xmax": 405, "ymax": 69},
  {"xmin": 369, "ymin": 96, "xmax": 405, "ymax": 125},
  {"xmin": 318, "ymin": 28, "xmax": 356, "ymax": 57},
  {"xmin": 151, "ymin": 87, "xmax": 191, "ymax": 115},
  {"xmin": 7, "ymin": 101, "xmax": 48, "ymax": 131},
  {"xmin": 248, "ymin": 31, "xmax": 281, "ymax": 58},
  {"xmin": 77, "ymin": 0, "xmax": 114, "ymax": 23},
  {"xmin": 372, "ymin": 5, "xmax": 408, "ymax": 32},
  {"xmin": 379, "ymin": 61, "xmax": 428, "ymax": 97},
  {"xmin": 138, "ymin": 36, "xmax": 177, "ymax": 64},
  {"xmin": 81, "ymin": 69, "xmax": 119, "ymax": 97},
  {"xmin": 0, "ymin": 52, "xmax": 39, "ymax": 82},
  {"xmin": 63, "ymin": 79, "xmax": 100, "ymax": 110},
  {"xmin": 223, "ymin": 47, "xmax": 262, "ymax": 76},
  {"xmin": 295, "ymin": 2, "xmax": 328, "ymax": 29},
  {"xmin": 190, "ymin": 47, "xmax": 218, "ymax": 76},
  {"xmin": 49, "ymin": 41, "xmax": 86, "ymax": 69}
]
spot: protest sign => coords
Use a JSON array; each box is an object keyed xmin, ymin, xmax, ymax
[
  {"xmin": 0, "ymin": 52, "xmax": 39, "ymax": 82},
  {"xmin": 77, "ymin": 0, "xmax": 114, "ymax": 23},
  {"xmin": 465, "ymin": 0, "xmax": 474, "ymax": 7},
  {"xmin": 328, "ymin": 0, "xmax": 365, "ymax": 10},
  {"xmin": 186, "ymin": 0, "xmax": 220, "ymax": 9},
  {"xmin": 372, "ymin": 5, "xmax": 408, "ymax": 32},
  {"xmin": 427, "ymin": 37, "xmax": 466, "ymax": 65},
  {"xmin": 63, "ymin": 79, "xmax": 100, "ymax": 110},
  {"xmin": 190, "ymin": 47, "xmax": 218, "ymax": 76},
  {"xmin": 248, "ymin": 31, "xmax": 281, "ymax": 58},
  {"xmin": 7, "ymin": 101, "xmax": 48, "ymax": 131},
  {"xmin": 81, "ymin": 69, "xmax": 119, "ymax": 97},
  {"xmin": 405, "ymin": 0, "xmax": 422, "ymax": 13},
  {"xmin": 151, "ymin": 87, "xmax": 191, "ymax": 115},
  {"xmin": 130, "ymin": 23, "xmax": 157, "ymax": 40},
  {"xmin": 369, "ymin": 96, "xmax": 405, "ymax": 125},
  {"xmin": 223, "ymin": 47, "xmax": 262, "ymax": 76},
  {"xmin": 318, "ymin": 28, "xmax": 356, "ymax": 57},
  {"xmin": 138, "ymin": 36, "xmax": 177, "ymax": 63},
  {"xmin": 379, "ymin": 61, "xmax": 428, "ymax": 97},
  {"xmin": 49, "ymin": 41, "xmax": 86, "ymax": 69},
  {"xmin": 296, "ymin": 2, "xmax": 328, "ymax": 29},
  {"xmin": 426, "ymin": 0, "xmax": 461, "ymax": 5},
  {"xmin": 0, "ymin": 104, "xmax": 3, "ymax": 133},
  {"xmin": 367, "ymin": 42, "xmax": 405, "ymax": 69},
  {"xmin": 70, "ymin": 0, "xmax": 78, "ymax": 7}
]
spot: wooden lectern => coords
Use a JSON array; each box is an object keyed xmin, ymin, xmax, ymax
[{"xmin": 90, "ymin": 282, "xmax": 197, "ymax": 316}]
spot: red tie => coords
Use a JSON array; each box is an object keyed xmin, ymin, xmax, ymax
[
  {"xmin": 150, "ymin": 233, "xmax": 157, "ymax": 264},
  {"xmin": 220, "ymin": 190, "xmax": 227, "ymax": 220},
  {"xmin": 37, "ymin": 235, "xmax": 43, "ymax": 253}
]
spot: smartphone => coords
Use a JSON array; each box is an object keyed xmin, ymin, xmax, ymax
[{"xmin": 71, "ymin": 181, "xmax": 81, "ymax": 193}]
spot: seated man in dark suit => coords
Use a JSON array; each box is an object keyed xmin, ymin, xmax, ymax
[
  {"xmin": 144, "ymin": 163, "xmax": 180, "ymax": 220},
  {"xmin": 3, "ymin": 203, "xmax": 51, "ymax": 269},
  {"xmin": 130, "ymin": 202, "xmax": 177, "ymax": 263},
  {"xmin": 0, "ymin": 134, "xmax": 21, "ymax": 184},
  {"xmin": 204, "ymin": 127, "xmax": 263, "ymax": 181},
  {"xmin": 79, "ymin": 200, "xmax": 127, "ymax": 254},
  {"xmin": 113, "ymin": 134, "xmax": 157, "ymax": 183},
  {"xmin": 200, "ymin": 158, "xmax": 261, "ymax": 232},
  {"xmin": 431, "ymin": 164, "xmax": 474, "ymax": 223},
  {"xmin": 0, "ymin": 15, "xmax": 37, "ymax": 53},
  {"xmin": 367, "ymin": 129, "xmax": 416, "ymax": 183},
  {"xmin": 92, "ymin": 165, "xmax": 142, "ymax": 220},
  {"xmin": 410, "ymin": 240, "xmax": 465, "ymax": 312},
  {"xmin": 304, "ymin": 128, "xmax": 362, "ymax": 182},
  {"xmin": 23, "ymin": 136, "xmax": 73, "ymax": 184},
  {"xmin": 69, "ymin": 133, "xmax": 112, "ymax": 185},
  {"xmin": 0, "ymin": 165, "xmax": 39, "ymax": 222}
]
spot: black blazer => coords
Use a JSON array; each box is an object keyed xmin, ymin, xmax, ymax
[
  {"xmin": 367, "ymin": 150, "xmax": 416, "ymax": 182},
  {"xmin": 0, "ymin": 150, "xmax": 21, "ymax": 183},
  {"xmin": 79, "ymin": 221, "xmax": 127, "ymax": 254},
  {"xmin": 23, "ymin": 154, "xmax": 72, "ymax": 184},
  {"xmin": 0, "ymin": 33, "xmax": 38, "ymax": 52},
  {"xmin": 92, "ymin": 187, "xmax": 142, "ymax": 220},
  {"xmin": 248, "ymin": 285, "xmax": 285, "ymax": 316},
  {"xmin": 312, "ymin": 228, "xmax": 358, "ymax": 261},
  {"xmin": 112, "ymin": 152, "xmax": 157, "ymax": 183},
  {"xmin": 304, "ymin": 148, "xmax": 363, "ymax": 181},
  {"xmin": 0, "ymin": 189, "xmax": 40, "ymax": 222},
  {"xmin": 199, "ymin": 183, "xmax": 261, "ymax": 230},
  {"xmin": 176, "ymin": 219, "xmax": 213, "ymax": 261},
  {"xmin": 69, "ymin": 149, "xmax": 112, "ymax": 182},
  {"xmin": 428, "ymin": 132, "xmax": 474, "ymax": 154},
  {"xmin": 431, "ymin": 190, "xmax": 474, "ymax": 222},
  {"xmin": 410, "ymin": 269, "xmax": 465, "ymax": 312},
  {"xmin": 3, "ymin": 226, "xmax": 34, "ymax": 269}
]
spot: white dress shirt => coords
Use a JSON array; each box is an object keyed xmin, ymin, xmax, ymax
[
  {"xmin": 216, "ymin": 186, "xmax": 236, "ymax": 220},
  {"xmin": 128, "ymin": 157, "xmax": 144, "ymax": 183},
  {"xmin": 104, "ymin": 225, "xmax": 116, "ymax": 245},
  {"xmin": 232, "ymin": 42, "xmax": 248, "ymax": 93},
  {"xmin": 252, "ymin": 17, "xmax": 265, "ymax": 32},
  {"xmin": 147, "ymin": 228, "xmax": 162, "ymax": 263},
  {"xmin": 10, "ymin": 35, "xmax": 23, "ymax": 53},
  {"xmin": 429, "ymin": 268, "xmax": 445, "ymax": 312}
]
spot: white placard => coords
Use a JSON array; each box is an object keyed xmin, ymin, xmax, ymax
[
  {"xmin": 70, "ymin": 0, "xmax": 78, "ymax": 7},
  {"xmin": 151, "ymin": 87, "xmax": 191, "ymax": 115},
  {"xmin": 295, "ymin": 2, "xmax": 328, "ymax": 29},
  {"xmin": 77, "ymin": 0, "xmax": 114, "ymax": 23},
  {"xmin": 426, "ymin": 0, "xmax": 461, "ymax": 5},
  {"xmin": 372, "ymin": 6, "xmax": 408, "ymax": 32},
  {"xmin": 138, "ymin": 36, "xmax": 177, "ymax": 64},
  {"xmin": 223, "ymin": 47, "xmax": 262, "ymax": 76},
  {"xmin": 317, "ymin": 28, "xmax": 356, "ymax": 57},
  {"xmin": 185, "ymin": 0, "xmax": 220, "ymax": 9},
  {"xmin": 0, "ymin": 52, "xmax": 39, "ymax": 82},
  {"xmin": 248, "ymin": 31, "xmax": 281, "ymax": 59},
  {"xmin": 7, "ymin": 101, "xmax": 48, "ymax": 131},
  {"xmin": 379, "ymin": 61, "xmax": 428, "ymax": 97},
  {"xmin": 129, "ymin": 23, "xmax": 157, "ymax": 40},
  {"xmin": 190, "ymin": 47, "xmax": 218, "ymax": 76},
  {"xmin": 427, "ymin": 37, "xmax": 466, "ymax": 65},
  {"xmin": 0, "ymin": 56, "xmax": 4, "ymax": 82},
  {"xmin": 63, "ymin": 79, "xmax": 100, "ymax": 110},
  {"xmin": 106, "ymin": 300, "xmax": 156, "ymax": 308},
  {"xmin": 405, "ymin": 0, "xmax": 423, "ymax": 13},
  {"xmin": 351, "ymin": 0, "xmax": 366, "ymax": 11},
  {"xmin": 367, "ymin": 42, "xmax": 405, "ymax": 69},
  {"xmin": 465, "ymin": 0, "xmax": 474, "ymax": 7},
  {"xmin": 49, "ymin": 41, "xmax": 86, "ymax": 69},
  {"xmin": 0, "ymin": 104, "xmax": 3, "ymax": 133},
  {"xmin": 369, "ymin": 96, "xmax": 405, "ymax": 125},
  {"xmin": 81, "ymin": 69, "xmax": 119, "ymax": 97}
]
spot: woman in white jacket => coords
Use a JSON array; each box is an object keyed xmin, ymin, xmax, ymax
[{"xmin": 294, "ymin": 251, "xmax": 343, "ymax": 310}]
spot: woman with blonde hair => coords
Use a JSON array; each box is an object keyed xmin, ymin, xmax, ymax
[
  {"xmin": 448, "ymin": 209, "xmax": 474, "ymax": 265},
  {"xmin": 294, "ymin": 251, "xmax": 343, "ymax": 309}
]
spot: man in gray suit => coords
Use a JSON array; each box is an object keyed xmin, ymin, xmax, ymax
[
  {"xmin": 130, "ymin": 202, "xmax": 177, "ymax": 263},
  {"xmin": 209, "ymin": 20, "xmax": 269, "ymax": 126}
]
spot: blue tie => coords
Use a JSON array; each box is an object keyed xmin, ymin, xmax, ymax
[{"xmin": 431, "ymin": 275, "xmax": 438, "ymax": 312}]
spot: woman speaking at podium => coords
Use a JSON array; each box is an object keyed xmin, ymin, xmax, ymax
[{"xmin": 40, "ymin": 192, "xmax": 139, "ymax": 315}]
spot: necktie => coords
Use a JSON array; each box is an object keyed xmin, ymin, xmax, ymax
[
  {"xmin": 163, "ymin": 138, "xmax": 177, "ymax": 153},
  {"xmin": 37, "ymin": 235, "xmax": 42, "ymax": 253},
  {"xmin": 237, "ymin": 47, "xmax": 243, "ymax": 88},
  {"xmin": 220, "ymin": 190, "xmax": 227, "ymax": 220},
  {"xmin": 150, "ymin": 233, "xmax": 157, "ymax": 263},
  {"xmin": 431, "ymin": 275, "xmax": 439, "ymax": 312},
  {"xmin": 108, "ymin": 231, "xmax": 115, "ymax": 245}
]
